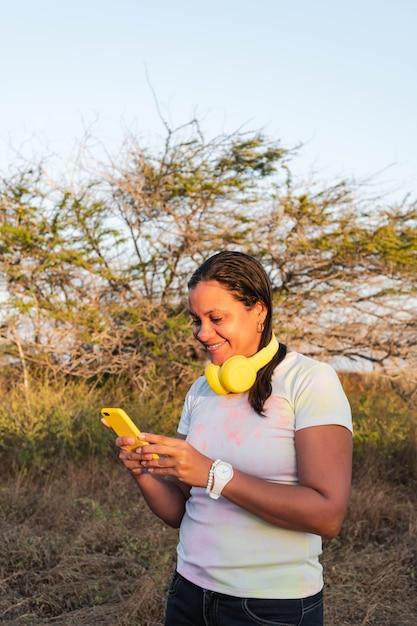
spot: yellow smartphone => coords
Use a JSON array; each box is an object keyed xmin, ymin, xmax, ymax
[{"xmin": 100, "ymin": 407, "xmax": 159, "ymax": 459}]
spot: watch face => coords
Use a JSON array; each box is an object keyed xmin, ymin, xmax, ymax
[{"xmin": 216, "ymin": 463, "xmax": 233, "ymax": 480}]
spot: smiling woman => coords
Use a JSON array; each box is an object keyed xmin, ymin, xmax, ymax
[
  {"xmin": 116, "ymin": 251, "xmax": 353, "ymax": 626},
  {"xmin": 188, "ymin": 280, "xmax": 266, "ymax": 363}
]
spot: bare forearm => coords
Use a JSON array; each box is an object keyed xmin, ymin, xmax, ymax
[
  {"xmin": 222, "ymin": 470, "xmax": 341, "ymax": 539},
  {"xmin": 133, "ymin": 472, "xmax": 186, "ymax": 528}
]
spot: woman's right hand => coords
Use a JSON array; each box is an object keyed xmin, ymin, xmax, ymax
[
  {"xmin": 116, "ymin": 437, "xmax": 148, "ymax": 476},
  {"xmin": 115, "ymin": 436, "xmax": 189, "ymax": 528}
]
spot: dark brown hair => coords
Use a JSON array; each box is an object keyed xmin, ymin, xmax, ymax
[{"xmin": 187, "ymin": 251, "xmax": 287, "ymax": 415}]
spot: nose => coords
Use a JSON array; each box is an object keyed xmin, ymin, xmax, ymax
[{"xmin": 195, "ymin": 320, "xmax": 216, "ymax": 343}]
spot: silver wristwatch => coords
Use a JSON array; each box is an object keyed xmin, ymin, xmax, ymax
[{"xmin": 206, "ymin": 459, "xmax": 234, "ymax": 499}]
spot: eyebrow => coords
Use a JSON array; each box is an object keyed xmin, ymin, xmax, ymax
[{"xmin": 187, "ymin": 308, "xmax": 224, "ymax": 316}]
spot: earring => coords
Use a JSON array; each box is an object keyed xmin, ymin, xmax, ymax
[{"xmin": 257, "ymin": 321, "xmax": 264, "ymax": 333}]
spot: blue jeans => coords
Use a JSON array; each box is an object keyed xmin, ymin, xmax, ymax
[{"xmin": 165, "ymin": 571, "xmax": 323, "ymax": 626}]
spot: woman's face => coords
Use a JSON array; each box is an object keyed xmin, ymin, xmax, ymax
[{"xmin": 188, "ymin": 280, "xmax": 267, "ymax": 365}]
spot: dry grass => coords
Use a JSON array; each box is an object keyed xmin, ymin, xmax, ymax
[
  {"xmin": 1, "ymin": 459, "xmax": 416, "ymax": 625},
  {"xmin": 0, "ymin": 460, "xmax": 178, "ymax": 625},
  {"xmin": 323, "ymin": 476, "xmax": 417, "ymax": 625},
  {"xmin": 1, "ymin": 372, "xmax": 416, "ymax": 624}
]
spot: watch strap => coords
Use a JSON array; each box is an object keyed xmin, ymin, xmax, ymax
[
  {"xmin": 206, "ymin": 459, "xmax": 221, "ymax": 496},
  {"xmin": 206, "ymin": 459, "xmax": 233, "ymax": 499}
]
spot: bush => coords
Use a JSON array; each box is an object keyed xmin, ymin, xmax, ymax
[
  {"xmin": 0, "ymin": 374, "xmax": 191, "ymax": 473},
  {"xmin": 340, "ymin": 372, "xmax": 416, "ymax": 484},
  {"xmin": 1, "ymin": 371, "xmax": 416, "ymax": 484}
]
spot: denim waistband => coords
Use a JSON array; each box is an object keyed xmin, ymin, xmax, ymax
[{"xmin": 174, "ymin": 570, "xmax": 323, "ymax": 603}]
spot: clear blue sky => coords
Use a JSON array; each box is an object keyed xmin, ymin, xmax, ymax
[{"xmin": 1, "ymin": 0, "xmax": 416, "ymax": 198}]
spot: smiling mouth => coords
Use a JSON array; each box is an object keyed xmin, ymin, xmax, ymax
[{"xmin": 205, "ymin": 340, "xmax": 227, "ymax": 353}]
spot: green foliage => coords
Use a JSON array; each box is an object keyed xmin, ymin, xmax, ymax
[
  {"xmin": 0, "ymin": 378, "xmax": 107, "ymax": 471},
  {"xmin": 0, "ymin": 120, "xmax": 416, "ymax": 416},
  {"xmin": 340, "ymin": 372, "xmax": 416, "ymax": 483},
  {"xmin": 0, "ymin": 372, "xmax": 415, "ymax": 483}
]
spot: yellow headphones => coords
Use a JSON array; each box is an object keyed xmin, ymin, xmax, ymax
[{"xmin": 205, "ymin": 334, "xmax": 279, "ymax": 394}]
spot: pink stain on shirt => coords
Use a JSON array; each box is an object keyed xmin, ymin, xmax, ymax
[
  {"xmin": 263, "ymin": 395, "xmax": 293, "ymax": 429},
  {"xmin": 227, "ymin": 431, "xmax": 241, "ymax": 445}
]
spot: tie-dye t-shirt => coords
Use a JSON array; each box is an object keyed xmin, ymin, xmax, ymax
[{"xmin": 176, "ymin": 350, "xmax": 353, "ymax": 599}]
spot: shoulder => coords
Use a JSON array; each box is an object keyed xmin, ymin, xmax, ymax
[
  {"xmin": 272, "ymin": 350, "xmax": 344, "ymax": 398},
  {"xmin": 272, "ymin": 350, "xmax": 333, "ymax": 380},
  {"xmin": 186, "ymin": 375, "xmax": 210, "ymax": 398},
  {"xmin": 178, "ymin": 375, "xmax": 207, "ymax": 435},
  {"xmin": 182, "ymin": 375, "xmax": 211, "ymax": 411},
  {"xmin": 274, "ymin": 352, "xmax": 352, "ymax": 431}
]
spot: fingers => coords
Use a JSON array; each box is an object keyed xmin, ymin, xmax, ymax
[
  {"xmin": 119, "ymin": 449, "xmax": 142, "ymax": 462},
  {"xmin": 119, "ymin": 450, "xmax": 145, "ymax": 473},
  {"xmin": 117, "ymin": 433, "xmax": 182, "ymax": 478},
  {"xmin": 115, "ymin": 436, "xmax": 137, "ymax": 448},
  {"xmin": 141, "ymin": 456, "xmax": 174, "ymax": 469},
  {"xmin": 119, "ymin": 450, "xmax": 150, "ymax": 476},
  {"xmin": 140, "ymin": 433, "xmax": 180, "ymax": 447},
  {"xmin": 115, "ymin": 433, "xmax": 165, "ymax": 448},
  {"xmin": 131, "ymin": 466, "xmax": 152, "ymax": 475},
  {"xmin": 137, "ymin": 467, "xmax": 176, "ymax": 476},
  {"xmin": 122, "ymin": 460, "xmax": 141, "ymax": 471},
  {"xmin": 119, "ymin": 451, "xmax": 177, "ymax": 478},
  {"xmin": 135, "ymin": 443, "xmax": 181, "ymax": 458}
]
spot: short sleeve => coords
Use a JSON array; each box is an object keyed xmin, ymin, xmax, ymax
[
  {"xmin": 293, "ymin": 362, "xmax": 353, "ymax": 432},
  {"xmin": 177, "ymin": 376, "xmax": 205, "ymax": 436},
  {"xmin": 177, "ymin": 389, "xmax": 193, "ymax": 436}
]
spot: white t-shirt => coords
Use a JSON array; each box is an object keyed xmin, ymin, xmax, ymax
[{"xmin": 176, "ymin": 350, "xmax": 353, "ymax": 599}]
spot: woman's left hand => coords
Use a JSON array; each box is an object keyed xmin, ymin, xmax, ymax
[{"xmin": 136, "ymin": 433, "xmax": 213, "ymax": 487}]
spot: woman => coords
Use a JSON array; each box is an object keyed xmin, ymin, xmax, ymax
[{"xmin": 117, "ymin": 251, "xmax": 353, "ymax": 626}]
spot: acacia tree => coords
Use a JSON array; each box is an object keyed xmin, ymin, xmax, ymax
[
  {"xmin": 251, "ymin": 183, "xmax": 417, "ymax": 372},
  {"xmin": 0, "ymin": 121, "xmax": 416, "ymax": 395},
  {"xmin": 105, "ymin": 121, "xmax": 287, "ymax": 302}
]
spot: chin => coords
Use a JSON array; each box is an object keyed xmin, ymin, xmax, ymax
[{"xmin": 208, "ymin": 349, "xmax": 230, "ymax": 366}]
